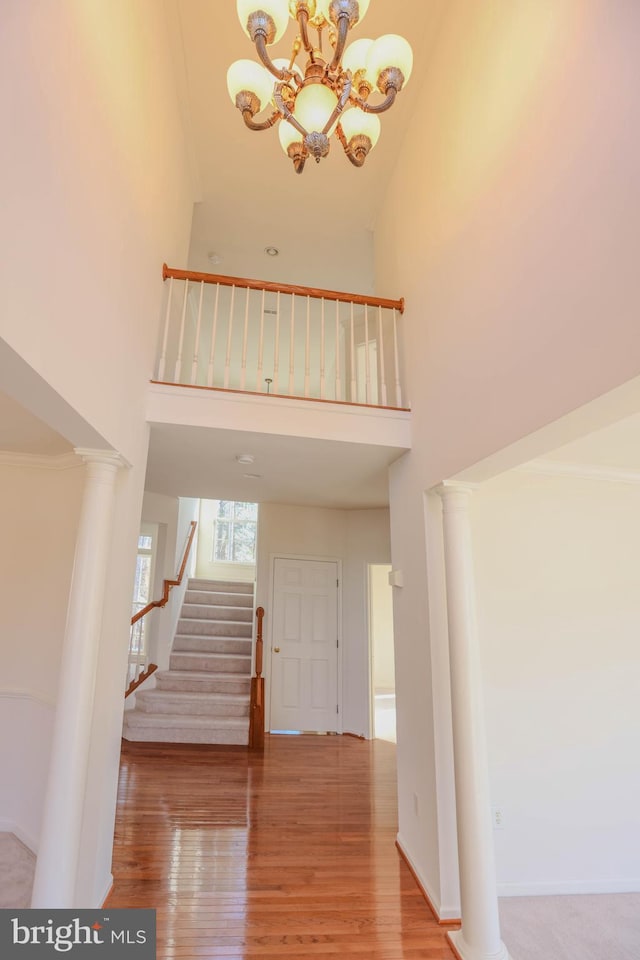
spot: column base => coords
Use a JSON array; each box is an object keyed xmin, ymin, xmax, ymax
[{"xmin": 447, "ymin": 929, "xmax": 512, "ymax": 960}]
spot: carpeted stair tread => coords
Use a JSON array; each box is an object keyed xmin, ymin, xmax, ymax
[
  {"xmin": 184, "ymin": 590, "xmax": 253, "ymax": 607},
  {"xmin": 180, "ymin": 603, "xmax": 253, "ymax": 621},
  {"xmin": 187, "ymin": 578, "xmax": 253, "ymax": 594},
  {"xmin": 136, "ymin": 690, "xmax": 249, "ymax": 717}
]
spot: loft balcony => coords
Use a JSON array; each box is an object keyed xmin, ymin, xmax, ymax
[
  {"xmin": 147, "ymin": 267, "xmax": 412, "ymax": 474},
  {"xmin": 155, "ymin": 265, "xmax": 409, "ymax": 412}
]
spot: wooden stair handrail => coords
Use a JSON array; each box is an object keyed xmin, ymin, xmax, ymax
[
  {"xmin": 163, "ymin": 263, "xmax": 405, "ymax": 314},
  {"xmin": 124, "ymin": 663, "xmax": 158, "ymax": 699},
  {"xmin": 248, "ymin": 606, "xmax": 265, "ymax": 750},
  {"xmin": 125, "ymin": 520, "xmax": 197, "ymax": 699},
  {"xmin": 131, "ymin": 520, "xmax": 197, "ymax": 626}
]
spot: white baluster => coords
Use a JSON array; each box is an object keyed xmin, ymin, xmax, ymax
[
  {"xmin": 191, "ymin": 281, "xmax": 204, "ymax": 385},
  {"xmin": 288, "ymin": 293, "xmax": 295, "ymax": 396},
  {"xmin": 320, "ymin": 298, "xmax": 326, "ymax": 399},
  {"xmin": 157, "ymin": 276, "xmax": 173, "ymax": 381},
  {"xmin": 256, "ymin": 288, "xmax": 265, "ymax": 392},
  {"xmin": 335, "ymin": 299, "xmax": 342, "ymax": 401},
  {"xmin": 350, "ymin": 301, "xmax": 356, "ymax": 401},
  {"xmin": 273, "ymin": 291, "xmax": 281, "ymax": 393},
  {"xmin": 378, "ymin": 305, "xmax": 388, "ymax": 406},
  {"xmin": 364, "ymin": 302, "xmax": 371, "ymax": 404},
  {"xmin": 224, "ymin": 285, "xmax": 235, "ymax": 389},
  {"xmin": 304, "ymin": 295, "xmax": 311, "ymax": 398},
  {"xmin": 393, "ymin": 307, "xmax": 403, "ymax": 407},
  {"xmin": 174, "ymin": 279, "xmax": 189, "ymax": 383},
  {"xmin": 207, "ymin": 283, "xmax": 220, "ymax": 387},
  {"xmin": 241, "ymin": 286, "xmax": 250, "ymax": 391}
]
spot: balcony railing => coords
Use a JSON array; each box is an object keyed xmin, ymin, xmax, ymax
[{"xmin": 155, "ymin": 265, "xmax": 408, "ymax": 409}]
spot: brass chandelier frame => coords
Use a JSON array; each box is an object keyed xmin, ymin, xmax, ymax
[{"xmin": 233, "ymin": 0, "xmax": 410, "ymax": 173}]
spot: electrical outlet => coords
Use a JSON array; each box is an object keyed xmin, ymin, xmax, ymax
[{"xmin": 492, "ymin": 806, "xmax": 505, "ymax": 830}]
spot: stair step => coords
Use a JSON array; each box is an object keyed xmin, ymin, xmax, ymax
[
  {"xmin": 184, "ymin": 590, "xmax": 254, "ymax": 608},
  {"xmin": 176, "ymin": 618, "xmax": 252, "ymax": 637},
  {"xmin": 156, "ymin": 671, "xmax": 251, "ymax": 695},
  {"xmin": 136, "ymin": 690, "xmax": 249, "ymax": 718},
  {"xmin": 172, "ymin": 635, "xmax": 252, "ymax": 655},
  {"xmin": 181, "ymin": 603, "xmax": 253, "ymax": 622},
  {"xmin": 188, "ymin": 578, "xmax": 254, "ymax": 595},
  {"xmin": 122, "ymin": 712, "xmax": 248, "ymax": 745},
  {"xmin": 169, "ymin": 651, "xmax": 251, "ymax": 675}
]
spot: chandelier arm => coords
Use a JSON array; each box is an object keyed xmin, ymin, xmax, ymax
[
  {"xmin": 336, "ymin": 124, "xmax": 365, "ymax": 167},
  {"xmin": 242, "ymin": 109, "xmax": 281, "ymax": 131},
  {"xmin": 322, "ymin": 75, "xmax": 352, "ymax": 135},
  {"xmin": 273, "ymin": 85, "xmax": 309, "ymax": 137},
  {"xmin": 293, "ymin": 154, "xmax": 307, "ymax": 174},
  {"xmin": 355, "ymin": 87, "xmax": 398, "ymax": 114},
  {"xmin": 297, "ymin": 8, "xmax": 315, "ymax": 59},
  {"xmin": 329, "ymin": 15, "xmax": 350, "ymax": 71},
  {"xmin": 254, "ymin": 34, "xmax": 287, "ymax": 80}
]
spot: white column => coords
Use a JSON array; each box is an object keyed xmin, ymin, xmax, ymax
[
  {"xmin": 435, "ymin": 482, "xmax": 511, "ymax": 960},
  {"xmin": 31, "ymin": 449, "xmax": 125, "ymax": 908}
]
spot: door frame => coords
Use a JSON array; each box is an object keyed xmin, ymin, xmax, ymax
[
  {"xmin": 367, "ymin": 562, "xmax": 395, "ymax": 741},
  {"xmin": 266, "ymin": 553, "xmax": 343, "ymax": 734}
]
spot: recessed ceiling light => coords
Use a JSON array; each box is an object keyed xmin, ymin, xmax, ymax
[
  {"xmin": 208, "ymin": 251, "xmax": 223, "ymax": 265},
  {"xmin": 236, "ymin": 453, "xmax": 255, "ymax": 464},
  {"xmin": 243, "ymin": 473, "xmax": 262, "ymax": 480},
  {"xmin": 264, "ymin": 246, "xmax": 279, "ymax": 257}
]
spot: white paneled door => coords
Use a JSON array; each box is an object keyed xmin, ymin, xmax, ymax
[{"xmin": 270, "ymin": 558, "xmax": 339, "ymax": 733}]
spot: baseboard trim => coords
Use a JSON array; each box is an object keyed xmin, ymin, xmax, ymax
[
  {"xmin": 100, "ymin": 874, "xmax": 114, "ymax": 907},
  {"xmin": 0, "ymin": 818, "xmax": 38, "ymax": 854},
  {"xmin": 498, "ymin": 878, "xmax": 640, "ymax": 896},
  {"xmin": 395, "ymin": 835, "xmax": 461, "ymax": 925}
]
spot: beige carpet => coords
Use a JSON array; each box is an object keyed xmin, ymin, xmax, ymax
[
  {"xmin": 0, "ymin": 833, "xmax": 36, "ymax": 908},
  {"xmin": 499, "ymin": 893, "xmax": 640, "ymax": 960}
]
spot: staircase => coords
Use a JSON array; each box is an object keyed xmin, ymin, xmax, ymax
[{"xmin": 123, "ymin": 578, "xmax": 254, "ymax": 745}]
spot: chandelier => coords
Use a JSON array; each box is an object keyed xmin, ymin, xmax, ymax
[{"xmin": 228, "ymin": 0, "xmax": 413, "ymax": 173}]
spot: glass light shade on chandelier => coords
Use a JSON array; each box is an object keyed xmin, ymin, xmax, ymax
[{"xmin": 229, "ymin": 0, "xmax": 413, "ymax": 173}]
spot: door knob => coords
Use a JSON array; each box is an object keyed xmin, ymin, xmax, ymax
[{"xmin": 273, "ymin": 646, "xmax": 280, "ymax": 653}]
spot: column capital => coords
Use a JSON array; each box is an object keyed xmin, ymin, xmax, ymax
[
  {"xmin": 73, "ymin": 447, "xmax": 129, "ymax": 470},
  {"xmin": 434, "ymin": 480, "xmax": 479, "ymax": 501}
]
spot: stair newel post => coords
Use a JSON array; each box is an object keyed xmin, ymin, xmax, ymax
[{"xmin": 249, "ymin": 606, "xmax": 265, "ymax": 749}]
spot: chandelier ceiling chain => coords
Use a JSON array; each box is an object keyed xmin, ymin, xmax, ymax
[{"xmin": 228, "ymin": 0, "xmax": 413, "ymax": 173}]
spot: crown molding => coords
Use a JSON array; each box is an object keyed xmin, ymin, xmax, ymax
[
  {"xmin": 518, "ymin": 459, "xmax": 640, "ymax": 486},
  {"xmin": 0, "ymin": 451, "xmax": 80, "ymax": 471}
]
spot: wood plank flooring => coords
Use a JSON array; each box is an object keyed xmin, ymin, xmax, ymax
[{"xmin": 106, "ymin": 735, "xmax": 456, "ymax": 959}]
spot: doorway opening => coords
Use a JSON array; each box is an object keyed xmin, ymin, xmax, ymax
[{"xmin": 369, "ymin": 563, "xmax": 396, "ymax": 742}]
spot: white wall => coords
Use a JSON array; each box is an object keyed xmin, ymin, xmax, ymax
[
  {"xmin": 0, "ymin": 2, "xmax": 195, "ymax": 906},
  {"xmin": 375, "ymin": 0, "xmax": 640, "ymax": 918},
  {"xmin": 376, "ymin": 0, "xmax": 640, "ymax": 487},
  {"xmin": 471, "ymin": 469, "xmax": 640, "ymax": 894},
  {"xmin": 255, "ymin": 503, "xmax": 390, "ymax": 738},
  {"xmin": 0, "ymin": 459, "xmax": 84, "ymax": 850}
]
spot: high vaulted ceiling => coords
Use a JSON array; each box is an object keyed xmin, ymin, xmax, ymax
[{"xmin": 171, "ymin": 0, "xmax": 446, "ymax": 291}]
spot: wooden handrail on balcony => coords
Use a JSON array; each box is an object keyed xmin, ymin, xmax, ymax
[
  {"xmin": 159, "ymin": 264, "xmax": 407, "ymax": 407},
  {"xmin": 248, "ymin": 606, "xmax": 265, "ymax": 750},
  {"xmin": 162, "ymin": 264, "xmax": 405, "ymax": 314},
  {"xmin": 125, "ymin": 520, "xmax": 197, "ymax": 699}
]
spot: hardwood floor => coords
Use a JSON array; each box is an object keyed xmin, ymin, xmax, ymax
[{"xmin": 106, "ymin": 735, "xmax": 456, "ymax": 959}]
